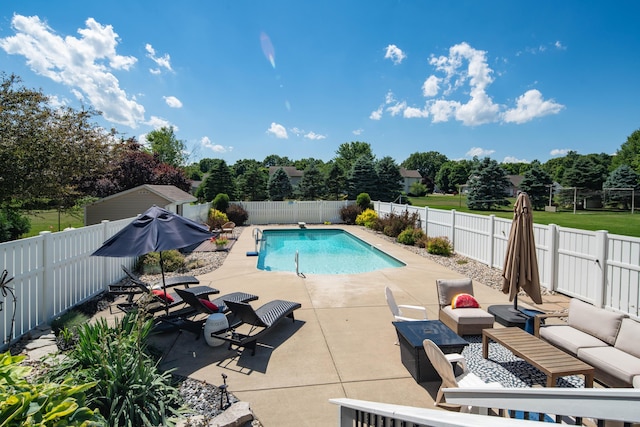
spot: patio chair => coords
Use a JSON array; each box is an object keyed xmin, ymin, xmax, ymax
[
  {"xmin": 211, "ymin": 299, "xmax": 302, "ymax": 355},
  {"xmin": 221, "ymin": 221, "xmax": 236, "ymax": 239},
  {"xmin": 436, "ymin": 278, "xmax": 495, "ymax": 336},
  {"xmin": 423, "ymin": 339, "xmax": 502, "ymax": 413},
  {"xmin": 385, "ymin": 286, "xmax": 428, "ymax": 321}
]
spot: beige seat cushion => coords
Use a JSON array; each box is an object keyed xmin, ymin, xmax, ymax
[
  {"xmin": 567, "ymin": 298, "xmax": 625, "ymax": 345},
  {"xmin": 437, "ymin": 278, "xmax": 474, "ymax": 306},
  {"xmin": 577, "ymin": 346, "xmax": 640, "ymax": 385},
  {"xmin": 614, "ymin": 318, "xmax": 640, "ymax": 359},
  {"xmin": 539, "ymin": 324, "xmax": 608, "ymax": 356},
  {"xmin": 633, "ymin": 376, "xmax": 640, "ymax": 388},
  {"xmin": 441, "ymin": 306, "xmax": 494, "ymax": 325}
]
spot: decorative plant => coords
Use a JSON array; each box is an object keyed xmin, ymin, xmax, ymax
[{"xmin": 210, "ymin": 236, "xmax": 229, "ymax": 247}]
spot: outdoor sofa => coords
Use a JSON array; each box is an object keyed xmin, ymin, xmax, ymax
[{"xmin": 534, "ymin": 298, "xmax": 640, "ymax": 388}]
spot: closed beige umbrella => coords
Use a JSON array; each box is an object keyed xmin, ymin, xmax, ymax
[{"xmin": 502, "ymin": 192, "xmax": 543, "ymax": 309}]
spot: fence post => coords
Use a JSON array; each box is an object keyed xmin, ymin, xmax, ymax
[
  {"xmin": 450, "ymin": 209, "xmax": 456, "ymax": 249},
  {"xmin": 547, "ymin": 224, "xmax": 558, "ymax": 292},
  {"xmin": 594, "ymin": 230, "xmax": 608, "ymax": 308},
  {"xmin": 424, "ymin": 206, "xmax": 429, "ymax": 235},
  {"xmin": 488, "ymin": 215, "xmax": 495, "ymax": 268},
  {"xmin": 39, "ymin": 231, "xmax": 54, "ymax": 322}
]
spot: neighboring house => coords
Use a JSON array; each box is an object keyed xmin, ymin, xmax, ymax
[
  {"xmin": 400, "ymin": 168, "xmax": 422, "ymax": 194},
  {"xmin": 506, "ymin": 175, "xmax": 524, "ymax": 197},
  {"xmin": 84, "ymin": 184, "xmax": 197, "ymax": 225},
  {"xmin": 268, "ymin": 166, "xmax": 304, "ymax": 187}
]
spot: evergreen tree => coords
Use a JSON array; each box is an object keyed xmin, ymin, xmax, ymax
[
  {"xmin": 298, "ymin": 163, "xmax": 326, "ymax": 200},
  {"xmin": 201, "ymin": 159, "xmax": 235, "ymax": 201},
  {"xmin": 466, "ymin": 157, "xmax": 510, "ymax": 210},
  {"xmin": 519, "ymin": 163, "xmax": 553, "ymax": 209},
  {"xmin": 347, "ymin": 155, "xmax": 378, "ymax": 200},
  {"xmin": 236, "ymin": 165, "xmax": 268, "ymax": 201},
  {"xmin": 325, "ymin": 162, "xmax": 345, "ymax": 200},
  {"xmin": 603, "ymin": 164, "xmax": 639, "ymax": 209},
  {"xmin": 375, "ymin": 156, "xmax": 403, "ymax": 202},
  {"xmin": 268, "ymin": 167, "xmax": 293, "ymax": 200}
]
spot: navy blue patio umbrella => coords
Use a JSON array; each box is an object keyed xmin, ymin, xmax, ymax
[{"xmin": 92, "ymin": 205, "xmax": 213, "ymax": 313}]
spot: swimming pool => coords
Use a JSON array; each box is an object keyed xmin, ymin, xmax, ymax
[{"xmin": 256, "ymin": 228, "xmax": 405, "ymax": 274}]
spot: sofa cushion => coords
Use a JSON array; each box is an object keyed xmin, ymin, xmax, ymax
[
  {"xmin": 539, "ymin": 324, "xmax": 608, "ymax": 356},
  {"xmin": 577, "ymin": 346, "xmax": 640, "ymax": 386},
  {"xmin": 633, "ymin": 376, "xmax": 640, "ymax": 389},
  {"xmin": 567, "ymin": 299, "xmax": 625, "ymax": 346},
  {"xmin": 437, "ymin": 278, "xmax": 474, "ymax": 306},
  {"xmin": 441, "ymin": 306, "xmax": 494, "ymax": 325},
  {"xmin": 614, "ymin": 318, "xmax": 640, "ymax": 359}
]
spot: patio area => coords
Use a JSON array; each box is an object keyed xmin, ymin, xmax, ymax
[{"xmin": 102, "ymin": 225, "xmax": 574, "ymax": 426}]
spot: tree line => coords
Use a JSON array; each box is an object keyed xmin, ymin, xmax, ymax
[{"xmin": 1, "ymin": 71, "xmax": 639, "ymax": 241}]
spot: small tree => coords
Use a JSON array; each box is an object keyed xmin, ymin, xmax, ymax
[
  {"xmin": 466, "ymin": 157, "xmax": 510, "ymax": 210},
  {"xmin": 202, "ymin": 159, "xmax": 235, "ymax": 201},
  {"xmin": 519, "ymin": 163, "xmax": 553, "ymax": 210},
  {"xmin": 375, "ymin": 156, "xmax": 403, "ymax": 202},
  {"xmin": 212, "ymin": 193, "xmax": 230, "ymax": 212},
  {"xmin": 297, "ymin": 163, "xmax": 326, "ymax": 200},
  {"xmin": 268, "ymin": 167, "xmax": 293, "ymax": 201},
  {"xmin": 347, "ymin": 155, "xmax": 378, "ymax": 199},
  {"xmin": 603, "ymin": 164, "xmax": 639, "ymax": 209}
]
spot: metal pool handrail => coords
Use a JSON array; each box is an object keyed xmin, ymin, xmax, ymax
[{"xmin": 252, "ymin": 228, "xmax": 263, "ymax": 253}]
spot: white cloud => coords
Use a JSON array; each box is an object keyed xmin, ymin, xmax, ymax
[
  {"xmin": 0, "ymin": 15, "xmax": 145, "ymax": 128},
  {"xmin": 555, "ymin": 40, "xmax": 566, "ymax": 50},
  {"xmin": 386, "ymin": 101, "xmax": 407, "ymax": 117},
  {"xmin": 503, "ymin": 156, "xmax": 529, "ymax": 163},
  {"xmin": 550, "ymin": 148, "xmax": 571, "ymax": 156},
  {"xmin": 422, "ymin": 75, "xmax": 440, "ymax": 97},
  {"xmin": 466, "ymin": 147, "xmax": 495, "ymax": 157},
  {"xmin": 384, "ymin": 44, "xmax": 406, "ymax": 65},
  {"xmin": 403, "ymin": 106, "xmax": 429, "ymax": 118},
  {"xmin": 163, "ymin": 96, "xmax": 182, "ymax": 108},
  {"xmin": 352, "ymin": 128, "xmax": 363, "ymax": 136},
  {"xmin": 201, "ymin": 136, "xmax": 231, "ymax": 153},
  {"xmin": 503, "ymin": 89, "xmax": 564, "ymax": 124},
  {"xmin": 266, "ymin": 122, "xmax": 288, "ymax": 139},
  {"xmin": 304, "ymin": 131, "xmax": 326, "ymax": 140},
  {"xmin": 430, "ymin": 99, "xmax": 459, "ymax": 123},
  {"xmin": 145, "ymin": 43, "xmax": 172, "ymax": 72},
  {"xmin": 369, "ymin": 106, "xmax": 383, "ymax": 120},
  {"xmin": 146, "ymin": 115, "xmax": 173, "ymax": 130}
]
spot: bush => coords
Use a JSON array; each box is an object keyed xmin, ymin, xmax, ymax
[
  {"xmin": 373, "ymin": 211, "xmax": 420, "ymax": 238},
  {"xmin": 212, "ymin": 193, "xmax": 230, "ymax": 213},
  {"xmin": 0, "ymin": 207, "xmax": 31, "ymax": 242},
  {"xmin": 226, "ymin": 204, "xmax": 249, "ymax": 226},
  {"xmin": 355, "ymin": 208, "xmax": 378, "ymax": 228},
  {"xmin": 43, "ymin": 313, "xmax": 185, "ymax": 427},
  {"xmin": 427, "ymin": 236, "xmax": 453, "ymax": 256},
  {"xmin": 137, "ymin": 249, "xmax": 185, "ymax": 274},
  {"xmin": 207, "ymin": 208, "xmax": 229, "ymax": 230},
  {"xmin": 50, "ymin": 309, "xmax": 90, "ymax": 335},
  {"xmin": 356, "ymin": 193, "xmax": 372, "ymax": 210},
  {"xmin": 340, "ymin": 204, "xmax": 361, "ymax": 225},
  {"xmin": 397, "ymin": 227, "xmax": 424, "ymax": 246},
  {"xmin": 409, "ymin": 182, "xmax": 428, "ymax": 197}
]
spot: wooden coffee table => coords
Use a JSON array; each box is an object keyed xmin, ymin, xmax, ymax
[{"xmin": 482, "ymin": 327, "xmax": 594, "ymax": 388}]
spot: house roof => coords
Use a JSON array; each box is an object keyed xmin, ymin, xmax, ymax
[
  {"xmin": 400, "ymin": 168, "xmax": 422, "ymax": 178},
  {"xmin": 507, "ymin": 175, "xmax": 524, "ymax": 188},
  {"xmin": 90, "ymin": 184, "xmax": 197, "ymax": 206},
  {"xmin": 268, "ymin": 166, "xmax": 304, "ymax": 177}
]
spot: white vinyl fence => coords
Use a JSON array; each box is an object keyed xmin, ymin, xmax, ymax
[
  {"xmin": 1, "ymin": 200, "xmax": 638, "ymax": 350},
  {"xmin": 375, "ymin": 201, "xmax": 640, "ymax": 319}
]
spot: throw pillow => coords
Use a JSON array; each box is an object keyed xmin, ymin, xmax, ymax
[
  {"xmin": 152, "ymin": 289, "xmax": 174, "ymax": 303},
  {"xmin": 451, "ymin": 293, "xmax": 480, "ymax": 309},
  {"xmin": 199, "ymin": 299, "xmax": 219, "ymax": 313}
]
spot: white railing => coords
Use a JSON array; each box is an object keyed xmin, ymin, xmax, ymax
[
  {"xmin": 331, "ymin": 388, "xmax": 640, "ymax": 426},
  {"xmin": 375, "ymin": 201, "xmax": 640, "ymax": 319}
]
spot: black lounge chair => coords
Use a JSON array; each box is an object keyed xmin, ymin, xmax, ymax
[{"xmin": 212, "ymin": 299, "xmax": 302, "ymax": 355}]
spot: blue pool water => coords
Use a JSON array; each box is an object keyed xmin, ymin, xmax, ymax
[{"xmin": 256, "ymin": 228, "xmax": 405, "ymax": 274}]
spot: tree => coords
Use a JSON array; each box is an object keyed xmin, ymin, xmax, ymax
[
  {"xmin": 466, "ymin": 157, "xmax": 510, "ymax": 210},
  {"xmin": 519, "ymin": 163, "xmax": 553, "ymax": 209},
  {"xmin": 562, "ymin": 156, "xmax": 606, "ymax": 190},
  {"xmin": 268, "ymin": 167, "xmax": 293, "ymax": 200},
  {"xmin": 232, "ymin": 158, "xmax": 263, "ymax": 177},
  {"xmin": 347, "ymin": 155, "xmax": 378, "ymax": 200},
  {"xmin": 334, "ymin": 141, "xmax": 374, "ymax": 175},
  {"xmin": 612, "ymin": 129, "xmax": 640, "ymax": 174},
  {"xmin": 401, "ymin": 151, "xmax": 448, "ymax": 192},
  {"xmin": 375, "ymin": 156, "xmax": 403, "ymax": 202},
  {"xmin": 145, "ymin": 126, "xmax": 186, "ymax": 167},
  {"xmin": 262, "ymin": 154, "xmax": 292, "ymax": 167},
  {"xmin": 501, "ymin": 162, "xmax": 533, "ymax": 175},
  {"xmin": 297, "ymin": 163, "xmax": 326, "ymax": 200},
  {"xmin": 200, "ymin": 159, "xmax": 235, "ymax": 201},
  {"xmin": 603, "ymin": 165, "xmax": 639, "ymax": 209},
  {"xmin": 325, "ymin": 162, "xmax": 345, "ymax": 200},
  {"xmin": 435, "ymin": 160, "xmax": 472, "ymax": 193},
  {"xmin": 235, "ymin": 165, "xmax": 268, "ymax": 201},
  {"xmin": 199, "ymin": 158, "xmax": 216, "ymax": 173}
]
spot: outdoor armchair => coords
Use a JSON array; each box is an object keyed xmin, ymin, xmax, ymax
[
  {"xmin": 385, "ymin": 286, "xmax": 428, "ymax": 321},
  {"xmin": 436, "ymin": 278, "xmax": 495, "ymax": 335}
]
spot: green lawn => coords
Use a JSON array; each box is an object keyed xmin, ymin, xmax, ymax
[
  {"xmin": 24, "ymin": 210, "xmax": 84, "ymax": 237},
  {"xmin": 409, "ymin": 194, "xmax": 640, "ymax": 238}
]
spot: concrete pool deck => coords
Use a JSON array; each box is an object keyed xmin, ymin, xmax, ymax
[{"xmin": 137, "ymin": 224, "xmax": 573, "ymax": 426}]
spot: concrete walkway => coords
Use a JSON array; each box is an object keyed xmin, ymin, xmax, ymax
[{"xmin": 122, "ymin": 225, "xmax": 571, "ymax": 426}]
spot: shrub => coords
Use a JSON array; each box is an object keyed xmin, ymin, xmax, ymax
[
  {"xmin": 43, "ymin": 312, "xmax": 186, "ymax": 427},
  {"xmin": 0, "ymin": 351, "xmax": 107, "ymax": 426},
  {"xmin": 207, "ymin": 208, "xmax": 229, "ymax": 230},
  {"xmin": 374, "ymin": 211, "xmax": 420, "ymax": 238},
  {"xmin": 212, "ymin": 193, "xmax": 230, "ymax": 213},
  {"xmin": 409, "ymin": 182, "xmax": 428, "ymax": 197},
  {"xmin": 50, "ymin": 309, "xmax": 90, "ymax": 335},
  {"xmin": 356, "ymin": 193, "xmax": 372, "ymax": 210},
  {"xmin": 137, "ymin": 249, "xmax": 185, "ymax": 274},
  {"xmin": 416, "ymin": 233, "xmax": 430, "ymax": 248},
  {"xmin": 355, "ymin": 208, "xmax": 378, "ymax": 228},
  {"xmin": 427, "ymin": 236, "xmax": 453, "ymax": 256},
  {"xmin": 340, "ymin": 204, "xmax": 361, "ymax": 225},
  {"xmin": 226, "ymin": 204, "xmax": 249, "ymax": 226},
  {"xmin": 397, "ymin": 227, "xmax": 424, "ymax": 246}
]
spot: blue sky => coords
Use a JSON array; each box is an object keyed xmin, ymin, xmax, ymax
[{"xmin": 1, "ymin": 1, "xmax": 639, "ymax": 166}]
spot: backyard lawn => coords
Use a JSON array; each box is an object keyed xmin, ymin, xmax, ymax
[{"xmin": 24, "ymin": 210, "xmax": 84, "ymax": 237}]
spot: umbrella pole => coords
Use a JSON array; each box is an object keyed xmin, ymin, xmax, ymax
[{"xmin": 159, "ymin": 251, "xmax": 169, "ymax": 316}]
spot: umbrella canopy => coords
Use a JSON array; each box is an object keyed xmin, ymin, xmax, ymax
[
  {"xmin": 92, "ymin": 205, "xmax": 213, "ymax": 315},
  {"xmin": 501, "ymin": 192, "xmax": 543, "ymax": 308}
]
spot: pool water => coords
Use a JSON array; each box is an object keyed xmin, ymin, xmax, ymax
[{"xmin": 256, "ymin": 228, "xmax": 405, "ymax": 274}]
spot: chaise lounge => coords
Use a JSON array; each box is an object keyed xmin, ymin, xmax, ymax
[{"xmin": 212, "ymin": 299, "xmax": 302, "ymax": 355}]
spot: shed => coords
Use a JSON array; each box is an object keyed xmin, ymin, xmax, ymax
[{"xmin": 84, "ymin": 184, "xmax": 197, "ymax": 226}]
